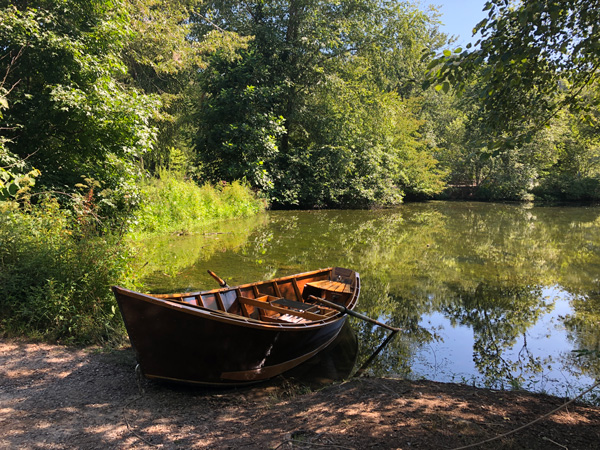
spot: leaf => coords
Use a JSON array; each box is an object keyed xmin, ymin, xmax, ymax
[
  {"xmin": 443, "ymin": 49, "xmax": 452, "ymax": 57},
  {"xmin": 474, "ymin": 18, "xmax": 488, "ymax": 32},
  {"xmin": 7, "ymin": 182, "xmax": 19, "ymax": 197},
  {"xmin": 519, "ymin": 11, "xmax": 528, "ymax": 26},
  {"xmin": 426, "ymin": 59, "xmax": 440, "ymax": 70}
]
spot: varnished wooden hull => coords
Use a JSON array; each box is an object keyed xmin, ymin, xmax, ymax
[{"xmin": 112, "ymin": 267, "xmax": 359, "ymax": 385}]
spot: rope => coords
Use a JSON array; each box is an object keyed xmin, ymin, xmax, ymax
[{"xmin": 450, "ymin": 380, "xmax": 600, "ymax": 450}]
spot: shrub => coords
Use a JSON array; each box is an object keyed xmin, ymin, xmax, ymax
[
  {"xmin": 534, "ymin": 174, "xmax": 600, "ymax": 202},
  {"xmin": 0, "ymin": 198, "xmax": 133, "ymax": 345},
  {"xmin": 133, "ymin": 170, "xmax": 267, "ymax": 235}
]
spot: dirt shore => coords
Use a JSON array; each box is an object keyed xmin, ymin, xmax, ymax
[{"xmin": 1, "ymin": 338, "xmax": 599, "ymax": 449}]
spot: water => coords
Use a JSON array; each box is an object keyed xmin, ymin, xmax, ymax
[{"xmin": 133, "ymin": 202, "xmax": 600, "ymax": 399}]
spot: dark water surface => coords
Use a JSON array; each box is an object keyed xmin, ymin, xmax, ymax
[{"xmin": 135, "ymin": 202, "xmax": 600, "ymax": 398}]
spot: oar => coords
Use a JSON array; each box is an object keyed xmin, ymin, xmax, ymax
[
  {"xmin": 353, "ymin": 329, "xmax": 399, "ymax": 378},
  {"xmin": 308, "ymin": 295, "xmax": 401, "ymax": 332},
  {"xmin": 207, "ymin": 269, "xmax": 229, "ymax": 288}
]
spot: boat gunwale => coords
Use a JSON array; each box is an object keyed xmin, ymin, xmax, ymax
[
  {"xmin": 113, "ymin": 283, "xmax": 358, "ymax": 332},
  {"xmin": 153, "ymin": 267, "xmax": 335, "ymax": 299},
  {"xmin": 112, "ymin": 267, "xmax": 359, "ymax": 330},
  {"xmin": 112, "ymin": 287, "xmax": 337, "ymax": 330}
]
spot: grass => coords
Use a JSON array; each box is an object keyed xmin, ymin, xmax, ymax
[
  {"xmin": 132, "ymin": 170, "xmax": 267, "ymax": 237},
  {"xmin": 0, "ymin": 198, "xmax": 132, "ymax": 345},
  {"xmin": 0, "ymin": 171, "xmax": 267, "ymax": 345}
]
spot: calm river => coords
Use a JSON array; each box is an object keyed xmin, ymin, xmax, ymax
[{"xmin": 135, "ymin": 201, "xmax": 600, "ymax": 399}]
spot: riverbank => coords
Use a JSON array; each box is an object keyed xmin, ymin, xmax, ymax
[{"xmin": 1, "ymin": 338, "xmax": 599, "ymax": 449}]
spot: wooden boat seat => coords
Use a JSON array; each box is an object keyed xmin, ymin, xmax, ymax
[
  {"xmin": 236, "ymin": 296, "xmax": 330, "ymax": 322},
  {"xmin": 304, "ymin": 279, "xmax": 352, "ymax": 294},
  {"xmin": 277, "ymin": 314, "xmax": 308, "ymax": 324},
  {"xmin": 270, "ymin": 297, "xmax": 321, "ymax": 313}
]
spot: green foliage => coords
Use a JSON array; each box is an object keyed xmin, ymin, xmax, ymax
[
  {"xmin": 0, "ymin": 199, "xmax": 133, "ymax": 345},
  {"xmin": 424, "ymin": 70, "xmax": 600, "ymax": 202},
  {"xmin": 419, "ymin": 0, "xmax": 600, "ymax": 202},
  {"xmin": 194, "ymin": 47, "xmax": 287, "ymax": 193},
  {"xmin": 0, "ymin": 0, "xmax": 159, "ymax": 217},
  {"xmin": 280, "ymin": 73, "xmax": 407, "ymax": 207},
  {"xmin": 0, "ymin": 40, "xmax": 41, "ymax": 201},
  {"xmin": 133, "ymin": 170, "xmax": 266, "ymax": 235},
  {"xmin": 122, "ymin": 0, "xmax": 249, "ymax": 173},
  {"xmin": 425, "ymin": 0, "xmax": 600, "ymax": 146},
  {"xmin": 533, "ymin": 102, "xmax": 600, "ymax": 202},
  {"xmin": 191, "ymin": 0, "xmax": 448, "ymax": 208},
  {"xmin": 282, "ymin": 76, "xmax": 447, "ymax": 207},
  {"xmin": 535, "ymin": 175, "xmax": 600, "ymax": 202},
  {"xmin": 0, "ymin": 150, "xmax": 41, "ymax": 201}
]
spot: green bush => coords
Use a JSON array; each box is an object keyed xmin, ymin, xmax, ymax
[
  {"xmin": 133, "ymin": 170, "xmax": 267, "ymax": 235},
  {"xmin": 0, "ymin": 199, "xmax": 133, "ymax": 345},
  {"xmin": 0, "ymin": 171, "xmax": 266, "ymax": 344},
  {"xmin": 534, "ymin": 174, "xmax": 600, "ymax": 202}
]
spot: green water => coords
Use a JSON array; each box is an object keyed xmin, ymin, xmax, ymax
[{"xmin": 135, "ymin": 201, "xmax": 600, "ymax": 399}]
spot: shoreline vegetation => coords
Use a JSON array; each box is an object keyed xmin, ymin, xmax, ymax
[
  {"xmin": 133, "ymin": 170, "xmax": 267, "ymax": 237},
  {"xmin": 0, "ymin": 172, "xmax": 266, "ymax": 345}
]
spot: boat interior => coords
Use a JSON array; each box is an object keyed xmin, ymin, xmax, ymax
[{"xmin": 156, "ymin": 267, "xmax": 357, "ymax": 325}]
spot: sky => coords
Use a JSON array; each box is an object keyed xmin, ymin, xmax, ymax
[{"xmin": 430, "ymin": 0, "xmax": 489, "ymax": 47}]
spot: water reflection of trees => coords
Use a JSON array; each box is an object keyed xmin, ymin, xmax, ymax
[
  {"xmin": 562, "ymin": 291, "xmax": 600, "ymax": 391},
  {"xmin": 442, "ymin": 282, "xmax": 553, "ymax": 389},
  {"xmin": 137, "ymin": 203, "xmax": 600, "ymax": 391},
  {"xmin": 136, "ymin": 214, "xmax": 268, "ymax": 292},
  {"xmin": 239, "ymin": 204, "xmax": 600, "ymax": 388},
  {"xmin": 349, "ymin": 280, "xmax": 436, "ymax": 379}
]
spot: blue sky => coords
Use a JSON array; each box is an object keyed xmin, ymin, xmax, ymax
[{"xmin": 430, "ymin": 0, "xmax": 488, "ymax": 46}]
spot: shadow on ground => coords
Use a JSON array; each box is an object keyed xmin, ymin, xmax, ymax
[{"xmin": 1, "ymin": 338, "xmax": 599, "ymax": 449}]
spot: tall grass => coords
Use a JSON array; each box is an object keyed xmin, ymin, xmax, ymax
[
  {"xmin": 0, "ymin": 172, "xmax": 266, "ymax": 345},
  {"xmin": 133, "ymin": 170, "xmax": 267, "ymax": 236},
  {"xmin": 0, "ymin": 199, "xmax": 133, "ymax": 345}
]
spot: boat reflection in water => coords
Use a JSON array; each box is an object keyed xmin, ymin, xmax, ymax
[{"xmin": 281, "ymin": 321, "xmax": 358, "ymax": 387}]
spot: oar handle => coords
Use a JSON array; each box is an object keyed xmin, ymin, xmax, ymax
[
  {"xmin": 308, "ymin": 295, "xmax": 401, "ymax": 332},
  {"xmin": 207, "ymin": 270, "xmax": 229, "ymax": 288}
]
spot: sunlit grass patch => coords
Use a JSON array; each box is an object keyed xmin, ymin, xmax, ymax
[{"xmin": 132, "ymin": 170, "xmax": 267, "ymax": 237}]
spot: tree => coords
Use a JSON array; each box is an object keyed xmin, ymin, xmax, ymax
[
  {"xmin": 191, "ymin": 0, "xmax": 448, "ymax": 207},
  {"xmin": 0, "ymin": 1, "xmax": 158, "ymax": 216},
  {"xmin": 422, "ymin": 1, "xmax": 600, "ymax": 201},
  {"xmin": 121, "ymin": 0, "xmax": 249, "ymax": 173},
  {"xmin": 425, "ymin": 0, "xmax": 600, "ymax": 146},
  {"xmin": 0, "ymin": 46, "xmax": 39, "ymax": 201}
]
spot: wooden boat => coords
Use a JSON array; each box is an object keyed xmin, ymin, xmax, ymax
[{"xmin": 112, "ymin": 267, "xmax": 360, "ymax": 385}]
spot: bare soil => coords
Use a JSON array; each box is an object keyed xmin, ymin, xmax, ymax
[{"xmin": 1, "ymin": 338, "xmax": 599, "ymax": 449}]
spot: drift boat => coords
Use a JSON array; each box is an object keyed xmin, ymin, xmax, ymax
[{"xmin": 112, "ymin": 267, "xmax": 360, "ymax": 385}]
